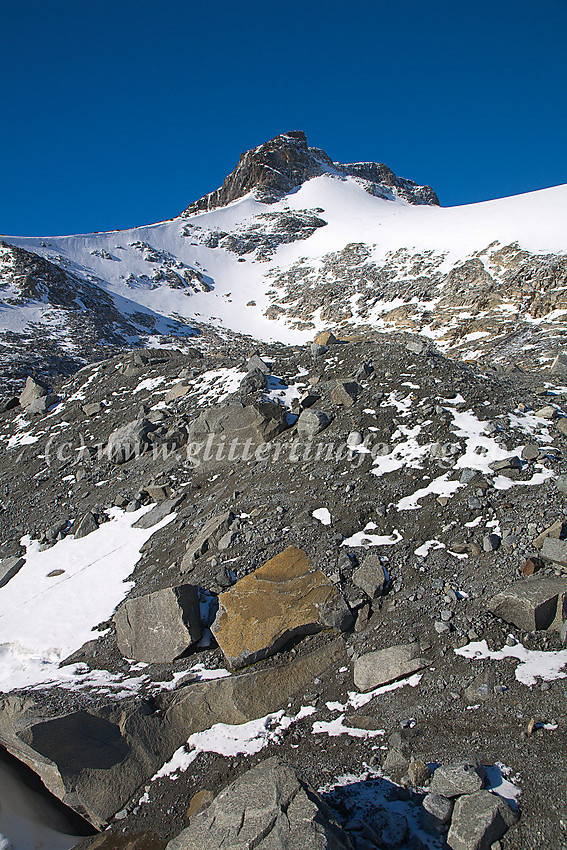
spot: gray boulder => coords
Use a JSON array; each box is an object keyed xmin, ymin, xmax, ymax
[
  {"xmin": 352, "ymin": 552, "xmax": 387, "ymax": 598},
  {"xmin": 246, "ymin": 353, "xmax": 270, "ymax": 374},
  {"xmin": 106, "ymin": 419, "xmax": 154, "ymax": 464},
  {"xmin": 489, "ymin": 575, "xmax": 567, "ymax": 631},
  {"xmin": 240, "ymin": 368, "xmax": 268, "ymax": 393},
  {"xmin": 19, "ymin": 376, "xmax": 48, "ymax": 408},
  {"xmin": 73, "ymin": 511, "xmax": 99, "ymax": 539},
  {"xmin": 330, "ymin": 380, "xmax": 360, "ymax": 407},
  {"xmin": 114, "ymin": 585, "xmax": 203, "ymax": 662},
  {"xmin": 133, "ymin": 495, "xmax": 185, "ymax": 530},
  {"xmin": 297, "ymin": 409, "xmax": 332, "ymax": 437},
  {"xmin": 26, "ymin": 393, "xmax": 59, "ymax": 415},
  {"xmin": 188, "ymin": 401, "xmax": 287, "ymax": 446},
  {"xmin": 550, "ymin": 353, "xmax": 567, "ymax": 375},
  {"xmin": 310, "ymin": 343, "xmax": 328, "ymax": 358},
  {"xmin": 541, "ymin": 536, "xmax": 567, "ymax": 569},
  {"xmin": 354, "ymin": 644, "xmax": 429, "ymax": 692},
  {"xmin": 429, "ymin": 762, "xmax": 485, "ymax": 797},
  {"xmin": 447, "ymin": 790, "xmax": 518, "ymax": 850},
  {"xmin": 165, "ymin": 757, "xmax": 352, "ymax": 850},
  {"xmin": 422, "ymin": 793, "xmax": 454, "ymax": 828},
  {"xmin": 406, "ymin": 339, "xmax": 429, "ymax": 355}
]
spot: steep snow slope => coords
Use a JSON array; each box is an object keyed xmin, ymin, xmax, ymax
[{"xmin": 5, "ymin": 178, "xmax": 566, "ymax": 346}]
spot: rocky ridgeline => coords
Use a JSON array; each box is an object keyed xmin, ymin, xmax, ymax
[
  {"xmin": 1, "ymin": 331, "xmax": 567, "ymax": 848},
  {"xmin": 182, "ymin": 130, "xmax": 439, "ymax": 215}
]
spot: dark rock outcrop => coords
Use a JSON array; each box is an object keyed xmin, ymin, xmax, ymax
[{"xmin": 183, "ymin": 131, "xmax": 439, "ymax": 214}]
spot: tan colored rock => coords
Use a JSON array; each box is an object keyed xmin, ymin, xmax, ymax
[
  {"xmin": 354, "ymin": 643, "xmax": 429, "ymax": 692},
  {"xmin": 314, "ymin": 330, "xmax": 338, "ymax": 346},
  {"xmin": 533, "ymin": 519, "xmax": 564, "ymax": 550},
  {"xmin": 211, "ymin": 547, "xmax": 353, "ymax": 668},
  {"xmin": 165, "ymin": 382, "xmax": 191, "ymax": 403}
]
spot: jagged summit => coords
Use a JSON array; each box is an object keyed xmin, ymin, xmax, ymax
[{"xmin": 182, "ymin": 130, "xmax": 440, "ymax": 215}]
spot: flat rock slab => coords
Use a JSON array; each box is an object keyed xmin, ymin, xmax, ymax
[
  {"xmin": 0, "ymin": 556, "xmax": 25, "ymax": 588},
  {"xmin": 541, "ymin": 536, "xmax": 567, "ymax": 569},
  {"xmin": 211, "ymin": 547, "xmax": 353, "ymax": 668},
  {"xmin": 133, "ymin": 495, "xmax": 185, "ymax": 530},
  {"xmin": 489, "ymin": 575, "xmax": 567, "ymax": 631},
  {"xmin": 429, "ymin": 761, "xmax": 485, "ymax": 797},
  {"xmin": 114, "ymin": 585, "xmax": 203, "ymax": 662},
  {"xmin": 188, "ymin": 401, "xmax": 288, "ymax": 446},
  {"xmin": 354, "ymin": 643, "xmax": 429, "ymax": 692},
  {"xmin": 165, "ymin": 757, "xmax": 352, "ymax": 850},
  {"xmin": 447, "ymin": 790, "xmax": 518, "ymax": 850},
  {"xmin": 165, "ymin": 638, "xmax": 348, "ymax": 732},
  {"xmin": 181, "ymin": 511, "xmax": 234, "ymax": 569}
]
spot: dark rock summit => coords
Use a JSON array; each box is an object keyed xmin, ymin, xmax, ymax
[{"xmin": 183, "ymin": 130, "xmax": 439, "ymax": 214}]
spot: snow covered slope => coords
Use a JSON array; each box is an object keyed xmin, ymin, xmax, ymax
[{"xmin": 2, "ymin": 132, "xmax": 567, "ymax": 372}]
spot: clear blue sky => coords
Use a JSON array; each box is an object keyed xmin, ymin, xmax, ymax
[{"xmin": 1, "ymin": 0, "xmax": 566, "ymax": 236}]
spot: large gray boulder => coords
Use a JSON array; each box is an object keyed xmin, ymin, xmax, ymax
[
  {"xmin": 429, "ymin": 761, "xmax": 486, "ymax": 797},
  {"xmin": 246, "ymin": 353, "xmax": 271, "ymax": 374},
  {"xmin": 188, "ymin": 401, "xmax": 288, "ymax": 447},
  {"xmin": 489, "ymin": 575, "xmax": 567, "ymax": 631},
  {"xmin": 19, "ymin": 376, "xmax": 48, "ymax": 408},
  {"xmin": 26, "ymin": 393, "xmax": 59, "ymax": 415},
  {"xmin": 447, "ymin": 790, "xmax": 519, "ymax": 850},
  {"xmin": 106, "ymin": 419, "xmax": 155, "ymax": 464},
  {"xmin": 354, "ymin": 643, "xmax": 429, "ymax": 692},
  {"xmin": 297, "ymin": 409, "xmax": 332, "ymax": 438},
  {"xmin": 0, "ymin": 641, "xmax": 347, "ymax": 831},
  {"xmin": 541, "ymin": 536, "xmax": 567, "ymax": 569},
  {"xmin": 114, "ymin": 585, "xmax": 203, "ymax": 662},
  {"xmin": 165, "ymin": 757, "xmax": 352, "ymax": 850}
]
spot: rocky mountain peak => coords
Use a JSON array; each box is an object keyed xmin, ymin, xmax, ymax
[{"xmin": 183, "ymin": 131, "xmax": 439, "ymax": 215}]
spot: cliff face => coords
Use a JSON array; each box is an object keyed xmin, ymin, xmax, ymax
[{"xmin": 182, "ymin": 130, "xmax": 439, "ymax": 214}]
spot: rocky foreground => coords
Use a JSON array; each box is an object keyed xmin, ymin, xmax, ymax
[{"xmin": 1, "ymin": 331, "xmax": 567, "ymax": 848}]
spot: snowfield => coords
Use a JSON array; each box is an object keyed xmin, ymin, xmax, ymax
[{"xmin": 3, "ymin": 177, "xmax": 567, "ymax": 343}]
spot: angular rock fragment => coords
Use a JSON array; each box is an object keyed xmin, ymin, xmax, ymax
[
  {"xmin": 314, "ymin": 330, "xmax": 338, "ymax": 346},
  {"xmin": 297, "ymin": 409, "xmax": 332, "ymax": 437},
  {"xmin": 354, "ymin": 643, "xmax": 429, "ymax": 692},
  {"xmin": 81, "ymin": 401, "xmax": 103, "ymax": 416},
  {"xmin": 165, "ymin": 757, "xmax": 352, "ymax": 850},
  {"xmin": 447, "ymin": 790, "xmax": 518, "ymax": 850},
  {"xmin": 114, "ymin": 585, "xmax": 203, "ymax": 662},
  {"xmin": 541, "ymin": 536, "xmax": 567, "ymax": 569},
  {"xmin": 352, "ymin": 551, "xmax": 387, "ymax": 598},
  {"xmin": 73, "ymin": 511, "xmax": 100, "ymax": 539},
  {"xmin": 422, "ymin": 793, "xmax": 453, "ymax": 828},
  {"xmin": 489, "ymin": 575, "xmax": 567, "ymax": 631},
  {"xmin": 239, "ymin": 367, "xmax": 267, "ymax": 393},
  {"xmin": 429, "ymin": 761, "xmax": 486, "ymax": 797},
  {"xmin": 330, "ymin": 380, "xmax": 360, "ymax": 407},
  {"xmin": 19, "ymin": 376, "xmax": 48, "ymax": 408},
  {"xmin": 181, "ymin": 511, "xmax": 234, "ymax": 569},
  {"xmin": 165, "ymin": 382, "xmax": 191, "ymax": 403},
  {"xmin": 26, "ymin": 393, "xmax": 59, "ymax": 415},
  {"xmin": 246, "ymin": 353, "xmax": 270, "ymax": 374},
  {"xmin": 188, "ymin": 401, "xmax": 287, "ymax": 446},
  {"xmin": 0, "ymin": 556, "xmax": 25, "ymax": 588},
  {"xmin": 106, "ymin": 419, "xmax": 154, "ymax": 464},
  {"xmin": 211, "ymin": 546, "xmax": 353, "ymax": 668}
]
